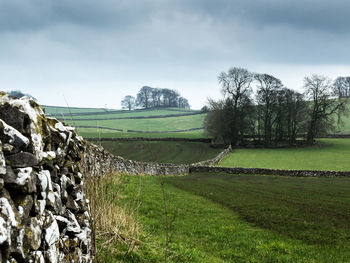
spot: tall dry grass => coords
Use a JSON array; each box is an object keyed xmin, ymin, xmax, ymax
[{"xmin": 85, "ymin": 173, "xmax": 142, "ymax": 261}]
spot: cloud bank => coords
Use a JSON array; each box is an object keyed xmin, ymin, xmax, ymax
[{"xmin": 0, "ymin": 0, "xmax": 349, "ymax": 108}]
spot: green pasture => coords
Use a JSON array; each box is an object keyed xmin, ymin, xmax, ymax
[
  {"xmin": 43, "ymin": 105, "xmax": 108, "ymax": 115},
  {"xmin": 338, "ymin": 113, "xmax": 350, "ymax": 134},
  {"xmin": 43, "ymin": 105, "xmax": 196, "ymax": 117},
  {"xmin": 99, "ymin": 174, "xmax": 350, "ymax": 262},
  {"xmin": 219, "ymin": 138, "xmax": 350, "ymax": 171},
  {"xmin": 93, "ymin": 141, "xmax": 222, "ymax": 164},
  {"xmin": 77, "ymin": 129, "xmax": 208, "ymax": 139},
  {"xmin": 55, "ymin": 109, "xmax": 200, "ymax": 120},
  {"xmin": 64, "ymin": 113, "xmax": 206, "ymax": 132}
]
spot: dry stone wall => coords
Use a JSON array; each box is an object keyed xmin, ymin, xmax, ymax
[
  {"xmin": 0, "ymin": 94, "xmax": 93, "ymax": 263},
  {"xmin": 81, "ymin": 142, "xmax": 189, "ymax": 177},
  {"xmin": 190, "ymin": 166, "xmax": 350, "ymax": 177},
  {"xmin": 191, "ymin": 145, "xmax": 232, "ymax": 166}
]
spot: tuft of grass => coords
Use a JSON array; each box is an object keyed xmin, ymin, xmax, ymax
[
  {"xmin": 85, "ymin": 173, "xmax": 144, "ymax": 262},
  {"xmin": 219, "ymin": 138, "xmax": 350, "ymax": 171}
]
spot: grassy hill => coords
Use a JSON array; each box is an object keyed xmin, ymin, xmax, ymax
[
  {"xmin": 42, "ymin": 105, "xmax": 207, "ymax": 138},
  {"xmin": 43, "ymin": 105, "xmax": 109, "ymax": 115},
  {"xmin": 43, "ymin": 103, "xmax": 350, "ymax": 140}
]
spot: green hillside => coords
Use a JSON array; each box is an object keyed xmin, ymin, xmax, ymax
[
  {"xmin": 65, "ymin": 114, "xmax": 205, "ymax": 131},
  {"xmin": 53, "ymin": 109, "xmax": 200, "ymax": 120},
  {"xmin": 42, "ymin": 105, "xmax": 207, "ymax": 138},
  {"xmin": 43, "ymin": 105, "xmax": 109, "ymax": 115},
  {"xmin": 42, "ymin": 104, "xmax": 350, "ymax": 139}
]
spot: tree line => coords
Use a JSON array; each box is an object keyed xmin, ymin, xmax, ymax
[
  {"xmin": 6, "ymin": 90, "xmax": 36, "ymax": 100},
  {"xmin": 121, "ymin": 86, "xmax": 190, "ymax": 110},
  {"xmin": 205, "ymin": 67, "xmax": 349, "ymax": 146}
]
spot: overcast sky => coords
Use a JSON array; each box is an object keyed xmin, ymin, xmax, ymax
[{"xmin": 1, "ymin": 0, "xmax": 350, "ymax": 109}]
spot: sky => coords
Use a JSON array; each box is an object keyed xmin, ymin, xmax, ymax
[{"xmin": 0, "ymin": 0, "xmax": 350, "ymax": 109}]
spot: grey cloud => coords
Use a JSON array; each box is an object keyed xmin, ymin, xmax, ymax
[
  {"xmin": 180, "ymin": 0, "xmax": 350, "ymax": 34},
  {"xmin": 1, "ymin": 0, "xmax": 349, "ymax": 35},
  {"xmin": 0, "ymin": 0, "xmax": 156, "ymax": 32}
]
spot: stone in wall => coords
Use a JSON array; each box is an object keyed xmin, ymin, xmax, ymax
[{"xmin": 0, "ymin": 93, "xmax": 94, "ymax": 263}]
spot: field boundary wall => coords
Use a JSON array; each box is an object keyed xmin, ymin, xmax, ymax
[
  {"xmin": 0, "ymin": 94, "xmax": 94, "ymax": 262},
  {"xmin": 86, "ymin": 137, "xmax": 212, "ymax": 142},
  {"xmin": 189, "ymin": 166, "xmax": 350, "ymax": 177}
]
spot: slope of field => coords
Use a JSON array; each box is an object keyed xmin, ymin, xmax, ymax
[
  {"xmin": 101, "ymin": 174, "xmax": 350, "ymax": 262},
  {"xmin": 219, "ymin": 138, "xmax": 350, "ymax": 171},
  {"xmin": 43, "ymin": 105, "xmax": 108, "ymax": 115},
  {"xmin": 54, "ymin": 109, "xmax": 200, "ymax": 120},
  {"xmin": 338, "ymin": 113, "xmax": 350, "ymax": 134},
  {"xmin": 78, "ymin": 129, "xmax": 208, "ymax": 139},
  {"xmin": 42, "ymin": 105, "xmax": 207, "ymax": 138},
  {"xmin": 64, "ymin": 114, "xmax": 206, "ymax": 133},
  {"xmin": 93, "ymin": 141, "xmax": 222, "ymax": 164}
]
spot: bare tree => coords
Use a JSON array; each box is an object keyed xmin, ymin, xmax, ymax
[
  {"xmin": 255, "ymin": 74, "xmax": 283, "ymax": 144},
  {"xmin": 333, "ymin": 77, "xmax": 350, "ymax": 128},
  {"xmin": 121, "ymin": 95, "xmax": 136, "ymax": 111},
  {"xmin": 178, "ymin": 97, "xmax": 190, "ymax": 108},
  {"xmin": 334, "ymin": 77, "xmax": 350, "ymax": 98},
  {"xmin": 283, "ymin": 89, "xmax": 306, "ymax": 143},
  {"xmin": 204, "ymin": 98, "xmax": 232, "ymax": 145},
  {"xmin": 304, "ymin": 75, "xmax": 348, "ymax": 144},
  {"xmin": 218, "ymin": 67, "xmax": 253, "ymax": 145},
  {"xmin": 136, "ymin": 86, "xmax": 153, "ymax": 108}
]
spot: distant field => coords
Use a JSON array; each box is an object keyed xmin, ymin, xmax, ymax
[
  {"xmin": 77, "ymin": 129, "xmax": 208, "ymax": 139},
  {"xmin": 104, "ymin": 174, "xmax": 350, "ymax": 262},
  {"xmin": 338, "ymin": 113, "xmax": 350, "ymax": 134},
  {"xmin": 43, "ymin": 105, "xmax": 196, "ymax": 117},
  {"xmin": 64, "ymin": 114, "xmax": 206, "ymax": 132},
  {"xmin": 43, "ymin": 105, "xmax": 207, "ymax": 138},
  {"xmin": 93, "ymin": 141, "xmax": 222, "ymax": 164},
  {"xmin": 219, "ymin": 138, "xmax": 350, "ymax": 171},
  {"xmin": 43, "ymin": 105, "xmax": 108, "ymax": 115},
  {"xmin": 53, "ymin": 109, "xmax": 200, "ymax": 120},
  {"xmin": 43, "ymin": 104, "xmax": 350, "ymax": 139},
  {"xmin": 335, "ymin": 100, "xmax": 350, "ymax": 133}
]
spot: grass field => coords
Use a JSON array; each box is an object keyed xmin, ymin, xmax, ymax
[
  {"xmin": 43, "ymin": 105, "xmax": 109, "ymax": 115},
  {"xmin": 53, "ymin": 109, "xmax": 200, "ymax": 120},
  {"xmin": 43, "ymin": 104, "xmax": 350, "ymax": 138},
  {"xmin": 93, "ymin": 141, "xmax": 222, "ymax": 164},
  {"xmin": 99, "ymin": 173, "xmax": 350, "ymax": 262},
  {"xmin": 63, "ymin": 113, "xmax": 206, "ymax": 131},
  {"xmin": 219, "ymin": 138, "xmax": 350, "ymax": 171},
  {"xmin": 77, "ymin": 129, "xmax": 208, "ymax": 139}
]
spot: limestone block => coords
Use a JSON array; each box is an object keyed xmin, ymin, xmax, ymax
[
  {"xmin": 0, "ymin": 120, "xmax": 29, "ymax": 154},
  {"xmin": 0, "ymin": 103, "xmax": 28, "ymax": 133},
  {"xmin": 5, "ymin": 153, "xmax": 38, "ymax": 168},
  {"xmin": 13, "ymin": 194, "xmax": 33, "ymax": 220},
  {"xmin": 24, "ymin": 216, "xmax": 43, "ymax": 251}
]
